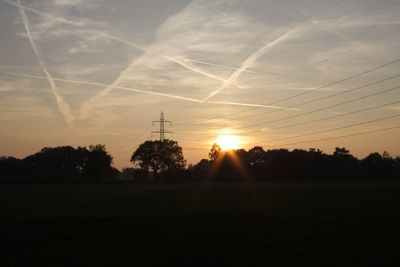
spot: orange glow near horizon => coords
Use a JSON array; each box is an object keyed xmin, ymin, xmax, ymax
[{"xmin": 215, "ymin": 135, "xmax": 242, "ymax": 151}]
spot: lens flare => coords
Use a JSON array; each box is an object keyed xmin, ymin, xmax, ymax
[{"xmin": 216, "ymin": 135, "xmax": 241, "ymax": 150}]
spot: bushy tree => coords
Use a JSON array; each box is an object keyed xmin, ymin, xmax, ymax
[
  {"xmin": 209, "ymin": 143, "xmax": 221, "ymax": 161},
  {"xmin": 0, "ymin": 156, "xmax": 24, "ymax": 183},
  {"xmin": 2, "ymin": 145, "xmax": 117, "ymax": 184},
  {"xmin": 85, "ymin": 144, "xmax": 114, "ymax": 182},
  {"xmin": 131, "ymin": 140, "xmax": 186, "ymax": 177}
]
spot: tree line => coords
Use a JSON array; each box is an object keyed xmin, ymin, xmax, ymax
[
  {"xmin": 1, "ymin": 140, "xmax": 400, "ymax": 183},
  {"xmin": 187, "ymin": 145, "xmax": 400, "ymax": 182},
  {"xmin": 0, "ymin": 145, "xmax": 118, "ymax": 184},
  {"xmin": 127, "ymin": 141, "xmax": 400, "ymax": 183}
]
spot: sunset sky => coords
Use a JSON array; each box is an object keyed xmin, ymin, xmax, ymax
[{"xmin": 1, "ymin": 0, "xmax": 400, "ymax": 169}]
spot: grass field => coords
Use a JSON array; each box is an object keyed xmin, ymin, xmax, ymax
[{"xmin": 1, "ymin": 182, "xmax": 400, "ymax": 266}]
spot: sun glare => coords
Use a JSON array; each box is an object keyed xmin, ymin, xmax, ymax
[{"xmin": 216, "ymin": 135, "xmax": 241, "ymax": 151}]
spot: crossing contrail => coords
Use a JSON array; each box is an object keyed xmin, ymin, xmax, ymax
[
  {"xmin": 79, "ymin": 33, "xmax": 242, "ymax": 119},
  {"xmin": 207, "ymin": 101, "xmax": 300, "ymax": 110},
  {"xmin": 79, "ymin": 56, "xmax": 142, "ymax": 119},
  {"xmin": 13, "ymin": 0, "xmax": 74, "ymax": 125},
  {"xmin": 5, "ymin": 0, "xmax": 303, "ymax": 116},
  {"xmin": 0, "ymin": 70, "xmax": 300, "ymax": 111},
  {"xmin": 3, "ymin": 0, "xmax": 249, "ymax": 117},
  {"xmin": 181, "ymin": 58, "xmax": 257, "ymax": 74},
  {"xmin": 0, "ymin": 70, "xmax": 202, "ymax": 103},
  {"xmin": 99, "ymin": 32, "xmax": 231, "ymax": 83},
  {"xmin": 4, "ymin": 0, "xmax": 93, "ymax": 27},
  {"xmin": 3, "ymin": 0, "xmax": 235, "ymax": 84},
  {"xmin": 202, "ymin": 28, "xmax": 302, "ymax": 103}
]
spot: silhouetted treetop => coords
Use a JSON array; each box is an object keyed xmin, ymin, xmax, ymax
[
  {"xmin": 131, "ymin": 140, "xmax": 186, "ymax": 175},
  {"xmin": 209, "ymin": 143, "xmax": 221, "ymax": 161},
  {"xmin": 0, "ymin": 145, "xmax": 117, "ymax": 183}
]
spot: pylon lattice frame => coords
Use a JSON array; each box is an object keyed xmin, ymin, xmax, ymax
[{"xmin": 152, "ymin": 111, "xmax": 172, "ymax": 141}]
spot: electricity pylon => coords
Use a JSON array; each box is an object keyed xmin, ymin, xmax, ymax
[{"xmin": 152, "ymin": 111, "xmax": 172, "ymax": 141}]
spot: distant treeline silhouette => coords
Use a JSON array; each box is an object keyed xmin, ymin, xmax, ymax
[
  {"xmin": 0, "ymin": 145, "xmax": 119, "ymax": 184},
  {"xmin": 185, "ymin": 145, "xmax": 400, "ymax": 183},
  {"xmin": 1, "ymin": 141, "xmax": 400, "ymax": 184}
]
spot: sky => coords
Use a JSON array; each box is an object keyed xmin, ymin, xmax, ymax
[{"xmin": 0, "ymin": 0, "xmax": 400, "ymax": 169}]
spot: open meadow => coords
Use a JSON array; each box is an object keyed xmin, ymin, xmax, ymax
[{"xmin": 1, "ymin": 182, "xmax": 400, "ymax": 266}]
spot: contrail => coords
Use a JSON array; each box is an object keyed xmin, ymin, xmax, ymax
[
  {"xmin": 4, "ymin": 0, "xmax": 92, "ymax": 27},
  {"xmin": 3, "ymin": 0, "xmax": 234, "ymax": 84},
  {"xmin": 100, "ymin": 32, "xmax": 230, "ymax": 83},
  {"xmin": 0, "ymin": 65, "xmax": 39, "ymax": 70},
  {"xmin": 207, "ymin": 101, "xmax": 300, "ymax": 110},
  {"xmin": 202, "ymin": 28, "xmax": 301, "ymax": 103},
  {"xmin": 13, "ymin": 0, "xmax": 74, "ymax": 125},
  {"xmin": 181, "ymin": 58, "xmax": 257, "ymax": 74},
  {"xmin": 185, "ymin": 58, "xmax": 292, "ymax": 77},
  {"xmin": 0, "ymin": 70, "xmax": 202, "ymax": 103},
  {"xmin": 116, "ymin": 87, "xmax": 202, "ymax": 103},
  {"xmin": 3, "ymin": 0, "xmax": 248, "ymax": 117},
  {"xmin": 79, "ymin": 34, "xmax": 238, "ymax": 119},
  {"xmin": 0, "ymin": 70, "xmax": 299, "ymax": 110},
  {"xmin": 79, "ymin": 56, "xmax": 142, "ymax": 119}
]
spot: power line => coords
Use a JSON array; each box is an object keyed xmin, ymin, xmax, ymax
[
  {"xmin": 173, "ymin": 106, "xmax": 258, "ymax": 127},
  {"xmin": 253, "ymin": 125, "xmax": 400, "ymax": 148},
  {"xmin": 271, "ymin": 99, "xmax": 400, "ymax": 130},
  {"xmin": 114, "ymin": 126, "xmax": 152, "ymax": 153},
  {"xmin": 174, "ymin": 25, "xmax": 400, "ymax": 127},
  {"xmin": 317, "ymin": 26, "xmax": 400, "ymax": 65},
  {"xmin": 231, "ymin": 73, "xmax": 400, "ymax": 122},
  {"xmin": 257, "ymin": 113, "xmax": 400, "ymax": 145},
  {"xmin": 175, "ymin": 58, "xmax": 400, "ymax": 128},
  {"xmin": 175, "ymin": 99, "xmax": 400, "ymax": 147},
  {"xmin": 239, "ymin": 85, "xmax": 400, "ymax": 132},
  {"xmin": 173, "ymin": 93, "xmax": 400, "ymax": 143},
  {"xmin": 263, "ymin": 58, "xmax": 400, "ymax": 106}
]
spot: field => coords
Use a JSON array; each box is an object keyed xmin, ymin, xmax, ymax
[{"xmin": 1, "ymin": 182, "xmax": 400, "ymax": 266}]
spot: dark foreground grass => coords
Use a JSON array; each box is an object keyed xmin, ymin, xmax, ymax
[{"xmin": 1, "ymin": 182, "xmax": 400, "ymax": 266}]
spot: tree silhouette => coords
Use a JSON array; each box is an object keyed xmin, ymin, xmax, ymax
[
  {"xmin": 131, "ymin": 140, "xmax": 186, "ymax": 178},
  {"xmin": 85, "ymin": 145, "xmax": 115, "ymax": 183},
  {"xmin": 248, "ymin": 146, "xmax": 266, "ymax": 167},
  {"xmin": 23, "ymin": 146, "xmax": 87, "ymax": 183},
  {"xmin": 2, "ymin": 143, "xmax": 400, "ymax": 184},
  {"xmin": 209, "ymin": 143, "xmax": 221, "ymax": 161},
  {"xmin": 1, "ymin": 145, "xmax": 117, "ymax": 184}
]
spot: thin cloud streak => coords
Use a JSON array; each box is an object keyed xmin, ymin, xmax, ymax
[
  {"xmin": 0, "ymin": 70, "xmax": 299, "ymax": 110},
  {"xmin": 13, "ymin": 0, "xmax": 74, "ymax": 125},
  {"xmin": 202, "ymin": 27, "xmax": 303, "ymax": 103},
  {"xmin": 3, "ymin": 1, "xmax": 247, "ymax": 118},
  {"xmin": 4, "ymin": 0, "xmax": 94, "ymax": 27},
  {"xmin": 207, "ymin": 101, "xmax": 300, "ymax": 110},
  {"xmin": 182, "ymin": 58, "xmax": 257, "ymax": 74},
  {"xmin": 6, "ymin": 0, "xmax": 304, "ymax": 118},
  {"xmin": 98, "ymin": 32, "xmax": 231, "ymax": 83},
  {"xmin": 0, "ymin": 70, "xmax": 202, "ymax": 103},
  {"xmin": 3, "ymin": 0, "xmax": 235, "ymax": 84}
]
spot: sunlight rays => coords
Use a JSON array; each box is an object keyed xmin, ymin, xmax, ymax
[{"xmin": 216, "ymin": 135, "xmax": 241, "ymax": 151}]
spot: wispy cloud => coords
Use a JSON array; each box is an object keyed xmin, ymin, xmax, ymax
[
  {"xmin": 5, "ymin": 0, "xmax": 259, "ymax": 118},
  {"xmin": 2, "ymin": 0, "xmax": 400, "ymax": 168},
  {"xmin": 0, "ymin": 70, "xmax": 300, "ymax": 111},
  {"xmin": 0, "ymin": 70, "xmax": 202, "ymax": 103},
  {"xmin": 77, "ymin": 1, "xmax": 263, "ymax": 118},
  {"xmin": 3, "ymin": 0, "xmax": 245, "ymax": 84},
  {"xmin": 207, "ymin": 101, "xmax": 300, "ymax": 110},
  {"xmin": 202, "ymin": 27, "xmax": 304, "ymax": 102},
  {"xmin": 51, "ymin": 0, "xmax": 101, "ymax": 9},
  {"xmin": 0, "ymin": 81, "xmax": 18, "ymax": 92},
  {"xmin": 12, "ymin": 0, "xmax": 74, "ymax": 125}
]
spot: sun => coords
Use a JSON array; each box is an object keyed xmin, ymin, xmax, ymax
[{"xmin": 216, "ymin": 135, "xmax": 241, "ymax": 151}]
